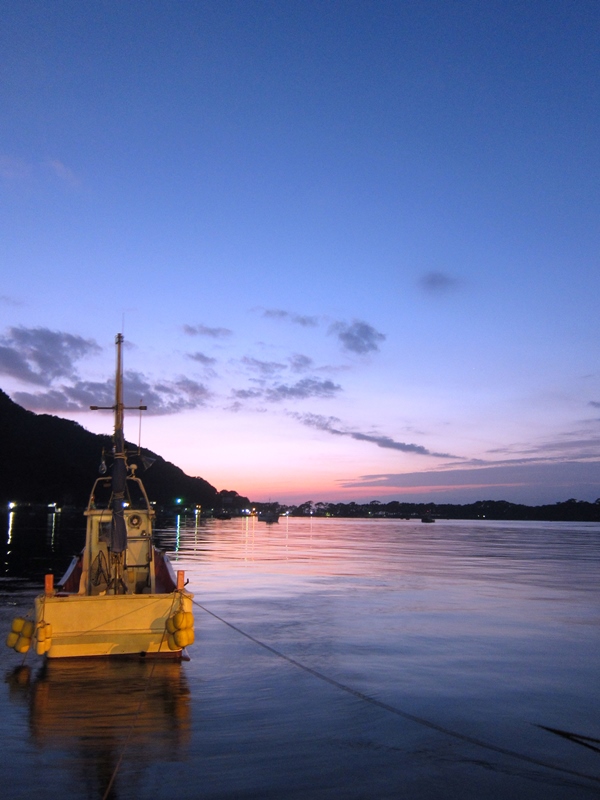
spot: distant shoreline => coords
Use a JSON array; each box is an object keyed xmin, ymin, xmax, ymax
[
  {"xmin": 253, "ymin": 498, "xmax": 600, "ymax": 523},
  {"xmin": 4, "ymin": 496, "xmax": 600, "ymax": 524}
]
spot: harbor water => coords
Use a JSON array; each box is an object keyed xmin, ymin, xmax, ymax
[{"xmin": 1, "ymin": 511, "xmax": 599, "ymax": 798}]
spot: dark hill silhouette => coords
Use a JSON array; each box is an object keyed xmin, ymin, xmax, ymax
[{"xmin": 0, "ymin": 389, "xmax": 224, "ymax": 508}]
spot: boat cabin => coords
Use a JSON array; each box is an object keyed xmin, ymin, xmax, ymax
[{"xmin": 60, "ymin": 469, "xmax": 175, "ymax": 596}]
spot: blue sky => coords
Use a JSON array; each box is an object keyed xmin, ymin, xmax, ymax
[{"xmin": 1, "ymin": 1, "xmax": 599, "ymax": 504}]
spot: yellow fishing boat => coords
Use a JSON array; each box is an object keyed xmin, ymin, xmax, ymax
[{"xmin": 7, "ymin": 334, "xmax": 194, "ymax": 659}]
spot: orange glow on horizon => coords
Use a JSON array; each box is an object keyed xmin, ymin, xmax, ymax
[{"xmin": 237, "ymin": 481, "xmax": 527, "ymax": 504}]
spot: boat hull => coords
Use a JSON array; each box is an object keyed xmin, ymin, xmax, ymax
[{"xmin": 35, "ymin": 591, "xmax": 194, "ymax": 659}]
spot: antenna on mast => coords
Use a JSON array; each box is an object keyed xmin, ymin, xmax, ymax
[
  {"xmin": 138, "ymin": 397, "xmax": 144, "ymax": 452},
  {"xmin": 90, "ymin": 334, "xmax": 147, "ymax": 422}
]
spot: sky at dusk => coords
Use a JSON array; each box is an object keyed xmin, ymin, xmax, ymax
[{"xmin": 1, "ymin": 1, "xmax": 599, "ymax": 505}]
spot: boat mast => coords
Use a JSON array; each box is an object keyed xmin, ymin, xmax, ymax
[
  {"xmin": 110, "ymin": 333, "xmax": 128, "ymax": 562},
  {"xmin": 90, "ymin": 334, "xmax": 147, "ymax": 593},
  {"xmin": 114, "ymin": 332, "xmax": 125, "ymax": 456}
]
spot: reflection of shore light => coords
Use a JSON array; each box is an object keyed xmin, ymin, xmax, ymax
[{"xmin": 47, "ymin": 509, "xmax": 57, "ymax": 549}]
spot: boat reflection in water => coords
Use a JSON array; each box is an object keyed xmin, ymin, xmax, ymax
[{"xmin": 7, "ymin": 659, "xmax": 190, "ymax": 798}]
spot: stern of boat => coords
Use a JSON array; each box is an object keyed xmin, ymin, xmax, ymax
[{"xmin": 35, "ymin": 590, "xmax": 194, "ymax": 659}]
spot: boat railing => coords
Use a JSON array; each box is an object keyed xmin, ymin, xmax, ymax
[{"xmin": 86, "ymin": 473, "xmax": 155, "ymax": 514}]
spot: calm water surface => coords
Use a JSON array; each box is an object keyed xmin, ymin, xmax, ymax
[{"xmin": 1, "ymin": 512, "xmax": 599, "ymax": 799}]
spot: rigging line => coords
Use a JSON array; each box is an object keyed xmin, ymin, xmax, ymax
[
  {"xmin": 193, "ymin": 600, "xmax": 600, "ymax": 787},
  {"xmin": 537, "ymin": 726, "xmax": 600, "ymax": 755},
  {"xmin": 101, "ymin": 591, "xmax": 180, "ymax": 800}
]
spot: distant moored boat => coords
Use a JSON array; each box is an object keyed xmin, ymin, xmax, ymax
[{"xmin": 258, "ymin": 509, "xmax": 280, "ymax": 524}]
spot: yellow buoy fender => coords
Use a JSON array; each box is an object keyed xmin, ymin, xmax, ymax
[
  {"xmin": 173, "ymin": 611, "xmax": 186, "ymax": 630},
  {"xmin": 15, "ymin": 636, "xmax": 31, "ymax": 654},
  {"xmin": 173, "ymin": 628, "xmax": 192, "ymax": 648},
  {"xmin": 22, "ymin": 620, "xmax": 35, "ymax": 638},
  {"xmin": 34, "ymin": 623, "xmax": 52, "ymax": 654},
  {"xmin": 166, "ymin": 633, "xmax": 179, "ymax": 651},
  {"xmin": 166, "ymin": 616, "xmax": 177, "ymax": 634},
  {"xmin": 11, "ymin": 617, "xmax": 25, "ymax": 634},
  {"xmin": 6, "ymin": 631, "xmax": 19, "ymax": 649},
  {"xmin": 166, "ymin": 611, "xmax": 193, "ymax": 642}
]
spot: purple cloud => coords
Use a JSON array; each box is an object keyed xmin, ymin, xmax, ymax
[
  {"xmin": 183, "ymin": 323, "xmax": 232, "ymax": 338},
  {"xmin": 0, "ymin": 327, "xmax": 100, "ymax": 385},
  {"xmin": 418, "ymin": 271, "xmax": 462, "ymax": 293},
  {"xmin": 329, "ymin": 320, "xmax": 386, "ymax": 354},
  {"xmin": 262, "ymin": 308, "xmax": 319, "ymax": 327},
  {"xmin": 14, "ymin": 370, "xmax": 211, "ymax": 415},
  {"xmin": 292, "ymin": 413, "xmax": 460, "ymax": 459}
]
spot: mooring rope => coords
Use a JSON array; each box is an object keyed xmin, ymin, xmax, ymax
[{"xmin": 193, "ymin": 599, "xmax": 600, "ymax": 788}]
